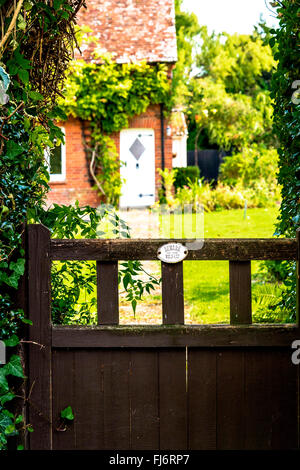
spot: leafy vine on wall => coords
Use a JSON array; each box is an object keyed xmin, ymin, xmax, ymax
[{"xmin": 58, "ymin": 54, "xmax": 172, "ymax": 205}]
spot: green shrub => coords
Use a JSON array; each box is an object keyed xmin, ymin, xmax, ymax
[
  {"xmin": 157, "ymin": 166, "xmax": 279, "ymax": 212},
  {"xmin": 252, "ymin": 282, "xmax": 289, "ymax": 324},
  {"xmin": 219, "ymin": 146, "xmax": 279, "ymax": 188},
  {"xmin": 173, "ymin": 166, "xmax": 200, "ymax": 191}
]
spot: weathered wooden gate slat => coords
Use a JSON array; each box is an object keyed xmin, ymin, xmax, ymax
[
  {"xmin": 102, "ymin": 350, "xmax": 131, "ymax": 450},
  {"xmin": 52, "ymin": 350, "xmax": 76, "ymax": 450},
  {"xmin": 97, "ymin": 261, "xmax": 119, "ymax": 324},
  {"xmin": 162, "ymin": 262, "xmax": 184, "ymax": 324},
  {"xmin": 158, "ymin": 349, "xmax": 187, "ymax": 450},
  {"xmin": 216, "ymin": 350, "xmax": 246, "ymax": 449},
  {"xmin": 73, "ymin": 349, "xmax": 105, "ymax": 450},
  {"xmin": 26, "ymin": 225, "xmax": 300, "ymax": 450},
  {"xmin": 188, "ymin": 350, "xmax": 217, "ymax": 450},
  {"xmin": 229, "ymin": 261, "xmax": 252, "ymax": 325},
  {"xmin": 244, "ymin": 349, "xmax": 298, "ymax": 449},
  {"xmin": 130, "ymin": 351, "xmax": 159, "ymax": 449}
]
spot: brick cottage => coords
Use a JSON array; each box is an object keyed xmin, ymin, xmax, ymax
[{"xmin": 46, "ymin": 0, "xmax": 188, "ymax": 208}]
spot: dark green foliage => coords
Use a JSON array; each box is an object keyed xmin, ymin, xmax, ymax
[
  {"xmin": 270, "ymin": 0, "xmax": 300, "ymax": 319},
  {"xmin": 173, "ymin": 166, "xmax": 200, "ymax": 191},
  {"xmin": 172, "ymin": 0, "xmax": 202, "ymax": 106},
  {"xmin": 0, "ymin": 0, "xmax": 84, "ymax": 449}
]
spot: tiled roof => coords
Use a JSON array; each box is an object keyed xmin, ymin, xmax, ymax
[{"xmin": 76, "ymin": 0, "xmax": 177, "ymax": 63}]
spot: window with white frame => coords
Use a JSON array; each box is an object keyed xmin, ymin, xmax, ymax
[{"xmin": 45, "ymin": 127, "xmax": 66, "ymax": 182}]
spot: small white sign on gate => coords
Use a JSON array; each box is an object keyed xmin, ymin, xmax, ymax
[{"xmin": 157, "ymin": 243, "xmax": 188, "ymax": 263}]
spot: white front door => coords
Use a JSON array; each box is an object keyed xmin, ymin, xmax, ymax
[{"xmin": 120, "ymin": 129, "xmax": 155, "ymax": 208}]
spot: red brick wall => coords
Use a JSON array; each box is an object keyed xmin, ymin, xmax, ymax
[
  {"xmin": 46, "ymin": 117, "xmax": 100, "ymax": 207},
  {"xmin": 46, "ymin": 105, "xmax": 173, "ymax": 207}
]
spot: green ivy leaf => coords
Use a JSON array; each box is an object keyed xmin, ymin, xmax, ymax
[
  {"xmin": 9, "ymin": 259, "xmax": 25, "ymax": 277},
  {"xmin": 4, "ymin": 335, "xmax": 19, "ymax": 347},
  {"xmin": 15, "ymin": 414, "xmax": 23, "ymax": 425},
  {"xmin": 6, "ymin": 141, "xmax": 24, "ymax": 158},
  {"xmin": 0, "ymin": 370, "xmax": 9, "ymax": 393},
  {"xmin": 4, "ymin": 423, "xmax": 17, "ymax": 435},
  {"xmin": 0, "ymin": 412, "xmax": 12, "ymax": 434},
  {"xmin": 3, "ymin": 355, "xmax": 24, "ymax": 378},
  {"xmin": 61, "ymin": 406, "xmax": 74, "ymax": 421},
  {"xmin": 0, "ymin": 392, "xmax": 15, "ymax": 406}
]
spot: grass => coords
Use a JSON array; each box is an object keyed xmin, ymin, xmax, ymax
[{"xmin": 182, "ymin": 207, "xmax": 283, "ymax": 323}]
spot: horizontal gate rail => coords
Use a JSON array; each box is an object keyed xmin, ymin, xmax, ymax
[
  {"xmin": 29, "ymin": 225, "xmax": 300, "ymax": 330},
  {"xmin": 50, "ymin": 238, "xmax": 297, "ymax": 261},
  {"xmin": 52, "ymin": 324, "xmax": 300, "ymax": 348}
]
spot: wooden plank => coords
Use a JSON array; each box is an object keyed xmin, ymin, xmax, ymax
[
  {"xmin": 97, "ymin": 261, "xmax": 119, "ymax": 325},
  {"xmin": 162, "ymin": 262, "xmax": 184, "ymax": 324},
  {"xmin": 130, "ymin": 351, "xmax": 159, "ymax": 449},
  {"xmin": 102, "ymin": 350, "xmax": 131, "ymax": 449},
  {"xmin": 229, "ymin": 261, "xmax": 252, "ymax": 325},
  {"xmin": 159, "ymin": 349, "xmax": 187, "ymax": 449},
  {"xmin": 216, "ymin": 350, "xmax": 245, "ymax": 449},
  {"xmin": 188, "ymin": 349, "xmax": 217, "ymax": 449},
  {"xmin": 27, "ymin": 224, "xmax": 52, "ymax": 450},
  {"xmin": 51, "ymin": 238, "xmax": 297, "ymax": 261},
  {"xmin": 72, "ymin": 349, "xmax": 105, "ymax": 449},
  {"xmin": 244, "ymin": 349, "xmax": 298, "ymax": 449},
  {"xmin": 52, "ymin": 324, "xmax": 300, "ymax": 348},
  {"xmin": 52, "ymin": 350, "xmax": 76, "ymax": 450}
]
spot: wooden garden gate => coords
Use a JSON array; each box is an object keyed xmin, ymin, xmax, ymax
[{"xmin": 26, "ymin": 224, "xmax": 300, "ymax": 450}]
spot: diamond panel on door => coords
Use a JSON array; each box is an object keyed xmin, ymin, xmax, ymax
[{"xmin": 120, "ymin": 129, "xmax": 155, "ymax": 208}]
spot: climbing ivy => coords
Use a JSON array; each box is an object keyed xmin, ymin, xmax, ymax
[
  {"xmin": 59, "ymin": 54, "xmax": 171, "ymax": 205},
  {"xmin": 269, "ymin": 0, "xmax": 300, "ymax": 319},
  {"xmin": 0, "ymin": 0, "xmax": 85, "ymax": 450}
]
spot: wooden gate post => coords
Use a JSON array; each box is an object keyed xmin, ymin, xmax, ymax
[{"xmin": 27, "ymin": 224, "xmax": 52, "ymax": 450}]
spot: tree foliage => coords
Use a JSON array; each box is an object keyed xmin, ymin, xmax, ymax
[
  {"xmin": 172, "ymin": 0, "xmax": 201, "ymax": 106},
  {"xmin": 270, "ymin": 0, "xmax": 300, "ymax": 238},
  {"xmin": 188, "ymin": 28, "xmax": 276, "ymax": 151}
]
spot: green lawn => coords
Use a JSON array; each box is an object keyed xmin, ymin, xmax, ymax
[{"xmin": 181, "ymin": 207, "xmax": 284, "ymax": 323}]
